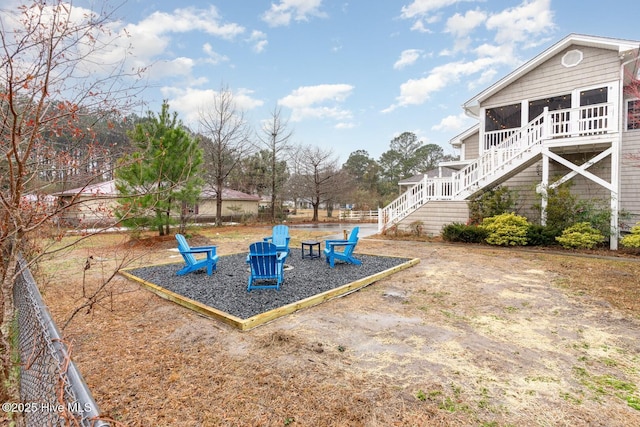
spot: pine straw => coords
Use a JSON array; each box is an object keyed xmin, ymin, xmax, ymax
[{"xmin": 34, "ymin": 226, "xmax": 640, "ymax": 426}]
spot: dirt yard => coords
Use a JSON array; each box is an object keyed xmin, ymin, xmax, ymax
[{"xmin": 33, "ymin": 226, "xmax": 640, "ymax": 426}]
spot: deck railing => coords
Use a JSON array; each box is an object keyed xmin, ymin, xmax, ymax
[
  {"xmin": 378, "ymin": 102, "xmax": 616, "ymax": 231},
  {"xmin": 454, "ymin": 111, "xmax": 547, "ymax": 197}
]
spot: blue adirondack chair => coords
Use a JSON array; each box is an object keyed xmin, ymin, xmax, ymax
[
  {"xmin": 323, "ymin": 226, "xmax": 361, "ymax": 268},
  {"xmin": 246, "ymin": 241, "xmax": 287, "ymax": 291},
  {"xmin": 175, "ymin": 234, "xmax": 219, "ymax": 276},
  {"xmin": 263, "ymin": 224, "xmax": 290, "ymax": 254}
]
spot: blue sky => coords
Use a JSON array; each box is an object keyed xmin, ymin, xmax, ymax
[{"xmin": 8, "ymin": 0, "xmax": 640, "ymax": 163}]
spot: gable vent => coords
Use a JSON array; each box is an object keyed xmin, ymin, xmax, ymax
[{"xmin": 562, "ymin": 49, "xmax": 583, "ymax": 68}]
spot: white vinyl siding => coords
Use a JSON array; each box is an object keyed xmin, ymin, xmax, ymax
[
  {"xmin": 501, "ymin": 162, "xmax": 541, "ymax": 220},
  {"xmin": 483, "ymin": 46, "xmax": 621, "ymax": 108},
  {"xmin": 549, "ymin": 153, "xmax": 611, "ymax": 203},
  {"xmin": 399, "ymin": 201, "xmax": 469, "ymax": 234},
  {"xmin": 461, "ymin": 131, "xmax": 480, "ymax": 160},
  {"xmin": 621, "ymin": 131, "xmax": 640, "ymax": 227}
]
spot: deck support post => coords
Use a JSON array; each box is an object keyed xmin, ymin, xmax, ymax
[
  {"xmin": 610, "ymin": 135, "xmax": 620, "ymax": 250},
  {"xmin": 539, "ymin": 153, "xmax": 550, "ymax": 226}
]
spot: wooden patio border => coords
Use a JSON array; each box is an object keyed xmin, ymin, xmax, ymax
[{"xmin": 119, "ymin": 255, "xmax": 420, "ymax": 331}]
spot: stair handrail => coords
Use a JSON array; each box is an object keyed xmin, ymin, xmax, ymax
[
  {"xmin": 378, "ymin": 110, "xmax": 548, "ymax": 231},
  {"xmin": 451, "ymin": 109, "xmax": 548, "ymax": 198},
  {"xmin": 378, "ymin": 111, "xmax": 548, "ymax": 232}
]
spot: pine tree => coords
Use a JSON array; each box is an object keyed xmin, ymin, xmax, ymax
[{"xmin": 115, "ymin": 101, "xmax": 203, "ymax": 235}]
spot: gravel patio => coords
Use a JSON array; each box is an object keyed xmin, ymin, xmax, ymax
[{"xmin": 121, "ymin": 249, "xmax": 418, "ymax": 328}]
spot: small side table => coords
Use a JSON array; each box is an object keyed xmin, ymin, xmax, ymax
[{"xmin": 301, "ymin": 240, "xmax": 321, "ymax": 259}]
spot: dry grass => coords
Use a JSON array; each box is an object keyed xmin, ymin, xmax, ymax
[{"xmin": 25, "ymin": 226, "xmax": 640, "ymax": 426}]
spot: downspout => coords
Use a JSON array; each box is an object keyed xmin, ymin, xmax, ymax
[{"xmin": 614, "ymin": 49, "xmax": 640, "ymax": 250}]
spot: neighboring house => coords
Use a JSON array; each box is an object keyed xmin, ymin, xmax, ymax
[
  {"xmin": 379, "ymin": 34, "xmax": 640, "ymax": 249},
  {"xmin": 54, "ymin": 180, "xmax": 118, "ymax": 226},
  {"xmin": 398, "ymin": 167, "xmax": 456, "ymax": 194},
  {"xmin": 196, "ymin": 186, "xmax": 260, "ymax": 221},
  {"xmin": 54, "ymin": 180, "xmax": 259, "ymax": 226}
]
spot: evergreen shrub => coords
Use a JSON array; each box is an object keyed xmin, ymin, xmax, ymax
[
  {"xmin": 621, "ymin": 222, "xmax": 640, "ymax": 248},
  {"xmin": 555, "ymin": 222, "xmax": 604, "ymax": 249},
  {"xmin": 482, "ymin": 213, "xmax": 529, "ymax": 246},
  {"xmin": 526, "ymin": 224, "xmax": 561, "ymax": 246},
  {"xmin": 441, "ymin": 222, "xmax": 488, "ymax": 243}
]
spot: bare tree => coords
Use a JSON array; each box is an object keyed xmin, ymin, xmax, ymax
[
  {"xmin": 0, "ymin": 0, "xmax": 143, "ymax": 398},
  {"xmin": 283, "ymin": 144, "xmax": 307, "ymax": 211},
  {"xmin": 294, "ymin": 145, "xmax": 342, "ymax": 222},
  {"xmin": 258, "ymin": 106, "xmax": 293, "ymax": 222},
  {"xmin": 198, "ymin": 85, "xmax": 254, "ymax": 226}
]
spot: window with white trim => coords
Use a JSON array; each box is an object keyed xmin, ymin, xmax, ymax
[
  {"xmin": 562, "ymin": 49, "xmax": 583, "ymax": 68},
  {"xmin": 626, "ymin": 99, "xmax": 640, "ymax": 130}
]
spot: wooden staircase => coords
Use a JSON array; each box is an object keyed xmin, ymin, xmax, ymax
[
  {"xmin": 378, "ymin": 113, "xmax": 546, "ymax": 231},
  {"xmin": 378, "ymin": 102, "xmax": 616, "ymax": 232}
]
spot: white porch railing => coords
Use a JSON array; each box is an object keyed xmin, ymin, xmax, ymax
[
  {"xmin": 454, "ymin": 111, "xmax": 547, "ymax": 198},
  {"xmin": 483, "ymin": 128, "xmax": 519, "ymax": 151},
  {"xmin": 378, "ymin": 102, "xmax": 616, "ymax": 231}
]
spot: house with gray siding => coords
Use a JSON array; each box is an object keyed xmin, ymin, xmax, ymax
[{"xmin": 379, "ymin": 34, "xmax": 640, "ymax": 249}]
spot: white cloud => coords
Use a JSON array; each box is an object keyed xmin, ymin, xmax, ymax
[
  {"xmin": 384, "ymin": 57, "xmax": 500, "ymax": 112},
  {"xmin": 400, "ymin": 0, "xmax": 476, "ymax": 19},
  {"xmin": 202, "ymin": 43, "xmax": 230, "ymax": 64},
  {"xmin": 253, "ymin": 39, "xmax": 269, "ymax": 53},
  {"xmin": 109, "ymin": 6, "xmax": 245, "ymax": 78},
  {"xmin": 388, "ymin": 0, "xmax": 556, "ymax": 112},
  {"xmin": 262, "ymin": 0, "xmax": 327, "ymax": 27},
  {"xmin": 486, "ymin": 0, "xmax": 554, "ymax": 45},
  {"xmin": 410, "ymin": 20, "xmax": 432, "ymax": 33},
  {"xmin": 234, "ymin": 88, "xmax": 267, "ymax": 111},
  {"xmin": 394, "ymin": 49, "xmax": 423, "ymax": 70},
  {"xmin": 439, "ymin": 37, "xmax": 472, "ymax": 56},
  {"xmin": 469, "ymin": 68, "xmax": 499, "ymax": 91},
  {"xmin": 279, "ymin": 84, "xmax": 353, "ymax": 108},
  {"xmin": 248, "ymin": 30, "xmax": 268, "ymax": 53},
  {"xmin": 408, "ymin": 12, "xmax": 442, "ymax": 33},
  {"xmin": 445, "ymin": 9, "xmax": 486, "ymax": 38},
  {"xmin": 2, "ymin": 3, "xmax": 136, "ymax": 79},
  {"xmin": 278, "ymin": 84, "xmax": 354, "ymax": 124},
  {"xmin": 148, "ymin": 57, "xmax": 196, "ymax": 80},
  {"xmin": 163, "ymin": 87, "xmax": 264, "ymax": 126},
  {"xmin": 473, "ymin": 42, "xmax": 521, "ymax": 69},
  {"xmin": 432, "ymin": 113, "xmax": 474, "ymax": 132},
  {"xmin": 135, "ymin": 7, "xmax": 245, "ymax": 40},
  {"xmin": 336, "ymin": 121, "xmax": 356, "ymax": 129}
]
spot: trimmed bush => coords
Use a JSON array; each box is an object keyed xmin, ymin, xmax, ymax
[
  {"xmin": 555, "ymin": 222, "xmax": 604, "ymax": 249},
  {"xmin": 441, "ymin": 222, "xmax": 488, "ymax": 243},
  {"xmin": 621, "ymin": 222, "xmax": 640, "ymax": 248},
  {"xmin": 526, "ymin": 224, "xmax": 561, "ymax": 246},
  {"xmin": 482, "ymin": 213, "xmax": 529, "ymax": 246}
]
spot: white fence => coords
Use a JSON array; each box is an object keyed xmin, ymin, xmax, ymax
[{"xmin": 339, "ymin": 210, "xmax": 379, "ymax": 222}]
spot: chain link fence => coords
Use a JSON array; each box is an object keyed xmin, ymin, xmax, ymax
[{"xmin": 13, "ymin": 256, "xmax": 110, "ymax": 427}]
